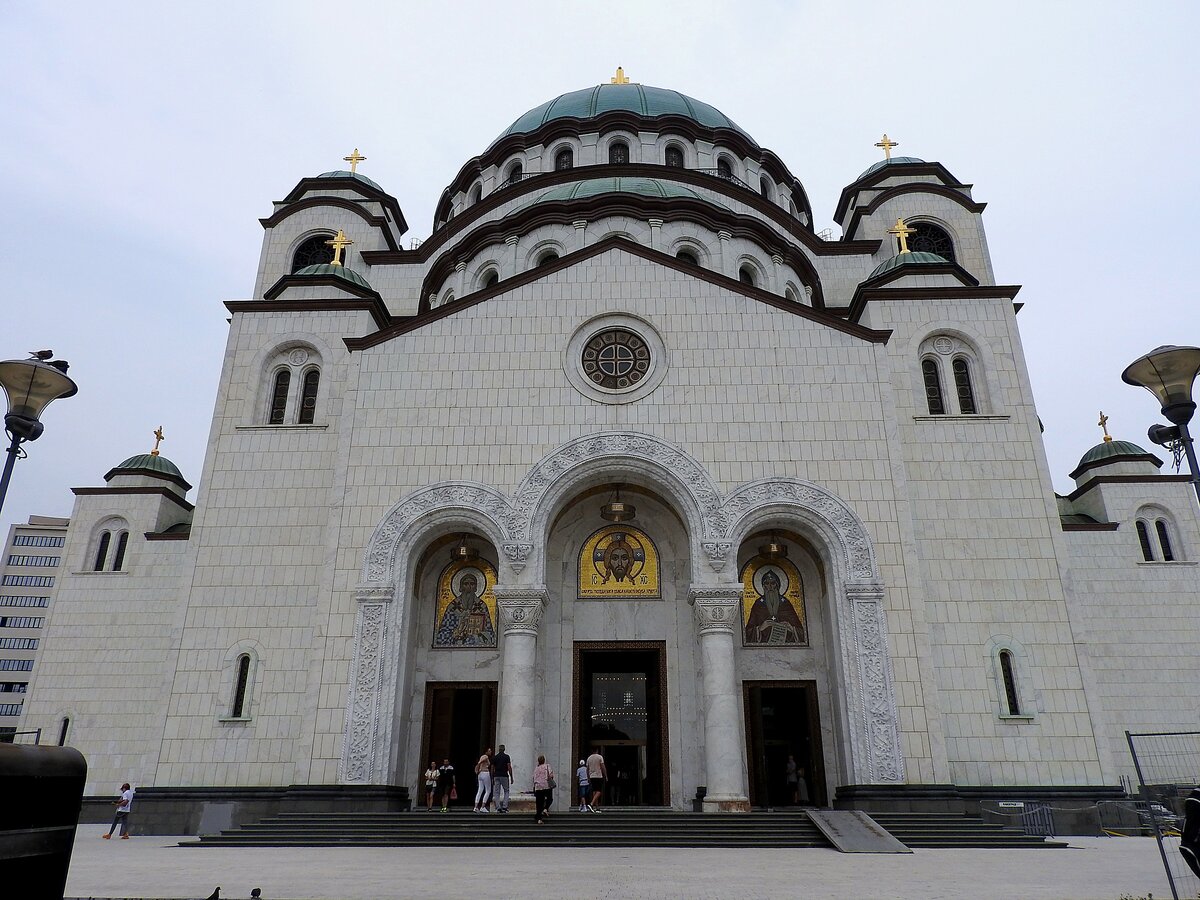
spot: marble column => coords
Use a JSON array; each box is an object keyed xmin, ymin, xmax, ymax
[
  {"xmin": 493, "ymin": 585, "xmax": 547, "ymax": 797},
  {"xmin": 690, "ymin": 586, "xmax": 751, "ymax": 812}
]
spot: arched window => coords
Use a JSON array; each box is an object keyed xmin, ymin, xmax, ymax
[
  {"xmin": 999, "ymin": 651, "xmax": 1021, "ymax": 716},
  {"xmin": 665, "ymin": 146, "xmax": 684, "ymax": 168},
  {"xmin": 505, "ymin": 162, "xmax": 523, "ymax": 185},
  {"xmin": 1136, "ymin": 520, "xmax": 1155, "ymax": 561},
  {"xmin": 93, "ymin": 532, "xmax": 111, "ymax": 572},
  {"xmin": 738, "ymin": 266, "xmax": 756, "ymax": 286},
  {"xmin": 953, "ymin": 357, "xmax": 977, "ymax": 414},
  {"xmin": 910, "ymin": 222, "xmax": 956, "ymax": 263},
  {"xmin": 537, "ymin": 251, "xmax": 560, "ymax": 267},
  {"xmin": 785, "ymin": 287, "xmax": 798, "ymax": 303},
  {"xmin": 298, "ymin": 370, "xmax": 319, "ymax": 425},
  {"xmin": 269, "ymin": 369, "xmax": 291, "ymax": 425},
  {"xmin": 290, "ymin": 234, "xmax": 335, "ymax": 272},
  {"xmin": 922, "ymin": 358, "xmax": 945, "ymax": 415},
  {"xmin": 230, "ymin": 654, "xmax": 252, "ymax": 719},
  {"xmin": 759, "ymin": 176, "xmax": 773, "ymax": 199},
  {"xmin": 1156, "ymin": 519, "xmax": 1175, "ymax": 561},
  {"xmin": 608, "ymin": 141, "xmax": 629, "ymax": 164},
  {"xmin": 716, "ymin": 157, "xmax": 733, "ymax": 179},
  {"xmin": 676, "ymin": 250, "xmax": 698, "ymax": 266},
  {"xmin": 111, "ymin": 531, "xmax": 129, "ymax": 571},
  {"xmin": 481, "ymin": 270, "xmax": 499, "ymax": 289},
  {"xmin": 57, "ymin": 716, "xmax": 70, "ymax": 747},
  {"xmin": 555, "ymin": 148, "xmax": 574, "ymax": 171},
  {"xmin": 467, "ymin": 184, "xmax": 482, "ymax": 206}
]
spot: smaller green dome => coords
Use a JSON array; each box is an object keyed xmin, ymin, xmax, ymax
[
  {"xmin": 1077, "ymin": 439, "xmax": 1156, "ymax": 469},
  {"xmin": 317, "ymin": 170, "xmax": 384, "ymax": 192},
  {"xmin": 525, "ymin": 176, "xmax": 725, "ymax": 209},
  {"xmin": 294, "ymin": 263, "xmax": 372, "ymax": 290},
  {"xmin": 868, "ymin": 251, "xmax": 950, "ymax": 280},
  {"xmin": 858, "ymin": 156, "xmax": 926, "ymax": 180},
  {"xmin": 115, "ymin": 453, "xmax": 184, "ymax": 479}
]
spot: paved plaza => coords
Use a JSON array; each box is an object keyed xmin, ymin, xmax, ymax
[{"xmin": 65, "ymin": 834, "xmax": 1172, "ymax": 900}]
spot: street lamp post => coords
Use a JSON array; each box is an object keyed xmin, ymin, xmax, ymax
[
  {"xmin": 1122, "ymin": 344, "xmax": 1200, "ymax": 504},
  {"xmin": 0, "ymin": 355, "xmax": 79, "ymax": 519}
]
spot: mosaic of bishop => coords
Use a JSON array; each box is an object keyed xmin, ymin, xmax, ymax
[
  {"xmin": 433, "ymin": 558, "xmax": 498, "ymax": 648},
  {"xmin": 741, "ymin": 555, "xmax": 807, "ymax": 646}
]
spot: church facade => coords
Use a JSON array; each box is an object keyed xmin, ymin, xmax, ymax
[{"xmin": 21, "ymin": 77, "xmax": 1200, "ymax": 822}]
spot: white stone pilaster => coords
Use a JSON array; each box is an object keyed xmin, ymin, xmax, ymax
[
  {"xmin": 716, "ymin": 230, "xmax": 733, "ymax": 279},
  {"xmin": 454, "ymin": 260, "xmax": 467, "ymax": 299},
  {"xmin": 503, "ymin": 234, "xmax": 519, "ymax": 279},
  {"xmin": 770, "ymin": 253, "xmax": 784, "ymax": 293},
  {"xmin": 648, "ymin": 217, "xmax": 663, "ymax": 251},
  {"xmin": 494, "ymin": 585, "xmax": 547, "ymax": 795},
  {"xmin": 690, "ymin": 586, "xmax": 751, "ymax": 812},
  {"xmin": 340, "ymin": 585, "xmax": 395, "ymax": 784},
  {"xmin": 572, "ymin": 219, "xmax": 588, "ymax": 251}
]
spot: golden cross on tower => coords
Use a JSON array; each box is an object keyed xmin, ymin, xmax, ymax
[
  {"xmin": 325, "ymin": 230, "xmax": 353, "ymax": 266},
  {"xmin": 874, "ymin": 133, "xmax": 899, "ymax": 160},
  {"xmin": 610, "ymin": 66, "xmax": 630, "ymax": 84},
  {"xmin": 151, "ymin": 425, "xmax": 165, "ymax": 457},
  {"xmin": 343, "ymin": 148, "xmax": 366, "ymax": 174},
  {"xmin": 1098, "ymin": 411, "xmax": 1112, "ymax": 443},
  {"xmin": 887, "ymin": 217, "xmax": 916, "ymax": 254}
]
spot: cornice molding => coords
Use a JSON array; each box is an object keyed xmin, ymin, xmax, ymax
[
  {"xmin": 843, "ymin": 183, "xmax": 987, "ymax": 238},
  {"xmin": 72, "ymin": 486, "xmax": 194, "ymax": 511},
  {"xmin": 834, "ymin": 161, "xmax": 970, "ymax": 222},
  {"xmin": 841, "ymin": 283, "xmax": 1022, "ymax": 324},
  {"xmin": 1066, "ymin": 474, "xmax": 1193, "ymax": 503},
  {"xmin": 226, "ymin": 298, "xmax": 391, "ymax": 331},
  {"xmin": 279, "ymin": 176, "xmax": 408, "ymax": 238},
  {"xmin": 259, "ymin": 196, "xmax": 401, "ymax": 251}
]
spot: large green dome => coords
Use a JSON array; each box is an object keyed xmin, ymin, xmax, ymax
[
  {"xmin": 493, "ymin": 83, "xmax": 755, "ymax": 146},
  {"xmin": 524, "ymin": 176, "xmax": 726, "ymax": 209}
]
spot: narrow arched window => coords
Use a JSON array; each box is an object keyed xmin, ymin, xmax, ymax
[
  {"xmin": 555, "ymin": 148, "xmax": 573, "ymax": 171},
  {"xmin": 738, "ymin": 266, "xmax": 755, "ymax": 286},
  {"xmin": 665, "ymin": 146, "xmax": 684, "ymax": 168},
  {"xmin": 953, "ymin": 357, "xmax": 977, "ymax": 414},
  {"xmin": 269, "ymin": 369, "xmax": 291, "ymax": 425},
  {"xmin": 999, "ymin": 651, "xmax": 1021, "ymax": 716},
  {"xmin": 608, "ymin": 142, "xmax": 629, "ymax": 164},
  {"xmin": 759, "ymin": 176, "xmax": 772, "ymax": 199},
  {"xmin": 537, "ymin": 251, "xmax": 559, "ymax": 267},
  {"xmin": 482, "ymin": 271, "xmax": 499, "ymax": 289},
  {"xmin": 291, "ymin": 235, "xmax": 335, "ymax": 272},
  {"xmin": 717, "ymin": 157, "xmax": 733, "ymax": 179},
  {"xmin": 1156, "ymin": 520, "xmax": 1175, "ymax": 561},
  {"xmin": 93, "ymin": 532, "xmax": 111, "ymax": 572},
  {"xmin": 298, "ymin": 370, "xmax": 319, "ymax": 425},
  {"xmin": 231, "ymin": 654, "xmax": 252, "ymax": 718},
  {"xmin": 922, "ymin": 359, "xmax": 945, "ymax": 415},
  {"xmin": 910, "ymin": 222, "xmax": 956, "ymax": 263},
  {"xmin": 785, "ymin": 288, "xmax": 798, "ymax": 303},
  {"xmin": 505, "ymin": 162, "xmax": 523, "ymax": 185},
  {"xmin": 58, "ymin": 716, "xmax": 70, "ymax": 747},
  {"xmin": 467, "ymin": 184, "xmax": 482, "ymax": 206},
  {"xmin": 1136, "ymin": 520, "xmax": 1155, "ymax": 561},
  {"xmin": 111, "ymin": 531, "xmax": 129, "ymax": 571},
  {"xmin": 676, "ymin": 250, "xmax": 698, "ymax": 266}
]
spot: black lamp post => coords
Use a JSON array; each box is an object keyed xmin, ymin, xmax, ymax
[
  {"xmin": 1122, "ymin": 344, "xmax": 1200, "ymax": 504},
  {"xmin": 0, "ymin": 356, "xmax": 78, "ymax": 519}
]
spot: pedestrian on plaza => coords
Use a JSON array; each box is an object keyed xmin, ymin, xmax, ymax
[
  {"xmin": 586, "ymin": 749, "xmax": 607, "ymax": 812},
  {"xmin": 423, "ymin": 760, "xmax": 439, "ymax": 811},
  {"xmin": 437, "ymin": 758, "xmax": 456, "ymax": 812},
  {"xmin": 103, "ymin": 782, "xmax": 134, "ymax": 839},
  {"xmin": 474, "ymin": 747, "xmax": 493, "ymax": 813},
  {"xmin": 576, "ymin": 759, "xmax": 591, "ymax": 812},
  {"xmin": 491, "ymin": 744, "xmax": 513, "ymax": 813},
  {"xmin": 532, "ymin": 754, "xmax": 555, "ymax": 824}
]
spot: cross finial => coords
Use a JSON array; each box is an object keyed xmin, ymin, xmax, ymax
[
  {"xmin": 1098, "ymin": 411, "xmax": 1112, "ymax": 443},
  {"xmin": 325, "ymin": 229, "xmax": 353, "ymax": 266},
  {"xmin": 887, "ymin": 217, "xmax": 916, "ymax": 254},
  {"xmin": 343, "ymin": 148, "xmax": 366, "ymax": 174},
  {"xmin": 874, "ymin": 133, "xmax": 899, "ymax": 160},
  {"xmin": 151, "ymin": 426, "xmax": 165, "ymax": 457},
  {"xmin": 610, "ymin": 66, "xmax": 630, "ymax": 84}
]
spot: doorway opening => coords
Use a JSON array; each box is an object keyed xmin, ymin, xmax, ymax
[
  {"xmin": 573, "ymin": 642, "xmax": 669, "ymax": 806},
  {"xmin": 743, "ymin": 680, "xmax": 826, "ymax": 808},
  {"xmin": 419, "ymin": 681, "xmax": 496, "ymax": 807}
]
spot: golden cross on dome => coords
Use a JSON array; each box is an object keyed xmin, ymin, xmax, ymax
[
  {"xmin": 874, "ymin": 133, "xmax": 899, "ymax": 160},
  {"xmin": 151, "ymin": 425, "xmax": 165, "ymax": 457},
  {"xmin": 325, "ymin": 230, "xmax": 353, "ymax": 266},
  {"xmin": 1098, "ymin": 411, "xmax": 1112, "ymax": 443},
  {"xmin": 887, "ymin": 217, "xmax": 916, "ymax": 254},
  {"xmin": 610, "ymin": 67, "xmax": 630, "ymax": 84},
  {"xmin": 343, "ymin": 148, "xmax": 366, "ymax": 174}
]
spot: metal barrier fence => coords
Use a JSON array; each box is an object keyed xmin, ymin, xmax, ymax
[{"xmin": 1127, "ymin": 730, "xmax": 1200, "ymax": 900}]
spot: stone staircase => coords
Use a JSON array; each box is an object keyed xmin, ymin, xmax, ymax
[{"xmin": 180, "ymin": 807, "xmax": 1065, "ymax": 849}]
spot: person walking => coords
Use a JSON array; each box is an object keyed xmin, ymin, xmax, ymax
[
  {"xmin": 786, "ymin": 754, "xmax": 799, "ymax": 805},
  {"xmin": 532, "ymin": 754, "xmax": 555, "ymax": 824},
  {"xmin": 586, "ymin": 749, "xmax": 607, "ymax": 812},
  {"xmin": 437, "ymin": 758, "xmax": 456, "ymax": 812},
  {"xmin": 473, "ymin": 747, "xmax": 493, "ymax": 813},
  {"xmin": 491, "ymin": 744, "xmax": 513, "ymax": 814},
  {"xmin": 103, "ymin": 783, "xmax": 134, "ymax": 839},
  {"xmin": 423, "ymin": 760, "xmax": 439, "ymax": 811},
  {"xmin": 576, "ymin": 759, "xmax": 591, "ymax": 812}
]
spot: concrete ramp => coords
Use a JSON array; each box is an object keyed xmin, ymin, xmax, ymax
[{"xmin": 806, "ymin": 809, "xmax": 912, "ymax": 853}]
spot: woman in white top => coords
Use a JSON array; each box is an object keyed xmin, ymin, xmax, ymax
[{"xmin": 423, "ymin": 761, "xmax": 439, "ymax": 811}]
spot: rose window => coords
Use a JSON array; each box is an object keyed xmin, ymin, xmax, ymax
[{"xmin": 582, "ymin": 329, "xmax": 651, "ymax": 390}]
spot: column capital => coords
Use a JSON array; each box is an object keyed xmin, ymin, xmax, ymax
[
  {"xmin": 648, "ymin": 217, "xmax": 664, "ymax": 228},
  {"xmin": 494, "ymin": 584, "xmax": 548, "ymax": 636},
  {"xmin": 572, "ymin": 219, "xmax": 588, "ymax": 230},
  {"xmin": 689, "ymin": 585, "xmax": 741, "ymax": 635},
  {"xmin": 454, "ymin": 260, "xmax": 468, "ymax": 272},
  {"xmin": 717, "ymin": 230, "xmax": 733, "ymax": 241},
  {"xmin": 504, "ymin": 234, "xmax": 520, "ymax": 246}
]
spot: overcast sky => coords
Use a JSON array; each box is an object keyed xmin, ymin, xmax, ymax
[{"xmin": 1, "ymin": 1, "xmax": 1197, "ymax": 534}]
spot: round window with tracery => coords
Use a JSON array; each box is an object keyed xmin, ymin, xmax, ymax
[{"xmin": 582, "ymin": 329, "xmax": 651, "ymax": 390}]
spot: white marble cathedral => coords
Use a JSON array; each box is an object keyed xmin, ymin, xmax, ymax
[{"xmin": 21, "ymin": 73, "xmax": 1200, "ymax": 825}]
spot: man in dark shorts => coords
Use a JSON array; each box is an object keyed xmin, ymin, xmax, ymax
[{"xmin": 586, "ymin": 750, "xmax": 607, "ymax": 812}]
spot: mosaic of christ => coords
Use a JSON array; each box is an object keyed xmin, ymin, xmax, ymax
[
  {"xmin": 740, "ymin": 555, "xmax": 807, "ymax": 647},
  {"xmin": 578, "ymin": 525, "xmax": 661, "ymax": 599}
]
